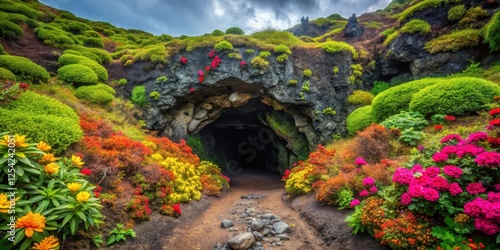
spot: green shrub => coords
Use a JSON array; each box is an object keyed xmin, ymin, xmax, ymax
[
  {"xmin": 0, "ymin": 19, "xmax": 23, "ymax": 39},
  {"xmin": 348, "ymin": 90, "xmax": 374, "ymax": 106},
  {"xmin": 67, "ymin": 21, "xmax": 92, "ymax": 34},
  {"xmin": 214, "ymin": 40, "xmax": 233, "ymax": 51},
  {"xmin": 250, "ymin": 29, "xmax": 303, "ymax": 46},
  {"xmin": 485, "ymin": 11, "xmax": 500, "ymax": 52},
  {"xmin": 332, "ymin": 66, "xmax": 339, "ymax": 75},
  {"xmin": 371, "ymin": 78, "xmax": 441, "ymax": 122},
  {"xmin": 82, "ymin": 37, "xmax": 104, "ymax": 48},
  {"xmin": 380, "ymin": 111, "xmax": 428, "ymax": 130},
  {"xmin": 346, "ymin": 106, "xmax": 375, "ymax": 135},
  {"xmin": 349, "ymin": 64, "xmax": 363, "ymax": 84},
  {"xmin": 459, "ymin": 6, "xmax": 488, "ymax": 25},
  {"xmin": 63, "ymin": 49, "xmax": 82, "ymax": 56},
  {"xmin": 0, "ymin": 43, "xmax": 5, "ymax": 55},
  {"xmin": 302, "ymin": 81, "xmax": 310, "ymax": 92},
  {"xmin": 371, "ymin": 81, "xmax": 391, "ymax": 95},
  {"xmin": 34, "ymin": 25, "xmax": 78, "ymax": 48},
  {"xmin": 228, "ymin": 53, "xmax": 242, "ymax": 60},
  {"xmin": 149, "ymin": 91, "xmax": 160, "ymax": 100},
  {"xmin": 83, "ymin": 30, "xmax": 100, "ymax": 38},
  {"xmin": 69, "ymin": 45, "xmax": 112, "ymax": 64},
  {"xmin": 398, "ymin": 0, "xmax": 460, "ymax": 22},
  {"xmin": 318, "ymin": 41, "xmax": 357, "ymax": 58},
  {"xmin": 274, "ymin": 45, "xmax": 292, "ymax": 55},
  {"xmin": 0, "ymin": 0, "xmax": 42, "ymax": 19},
  {"xmin": 250, "ymin": 56, "xmax": 269, "ymax": 69},
  {"xmin": 425, "ymin": 29, "xmax": 481, "ymax": 53},
  {"xmin": 259, "ymin": 51, "xmax": 271, "ymax": 59},
  {"xmin": 74, "ymin": 83, "xmax": 115, "ymax": 105},
  {"xmin": 0, "ymin": 55, "xmax": 50, "ymax": 83},
  {"xmin": 245, "ymin": 49, "xmax": 255, "ymax": 54},
  {"xmin": 0, "ymin": 91, "xmax": 82, "ymax": 154},
  {"xmin": 288, "ymin": 80, "xmax": 298, "ymax": 85},
  {"xmin": 156, "ymin": 75, "xmax": 168, "ymax": 84},
  {"xmin": 57, "ymin": 64, "xmax": 98, "ymax": 87},
  {"xmin": 103, "ymin": 29, "xmax": 116, "ymax": 36},
  {"xmin": 0, "ymin": 67, "xmax": 16, "ymax": 81},
  {"xmin": 225, "ymin": 27, "xmax": 245, "ymax": 35},
  {"xmin": 400, "ymin": 19, "xmax": 431, "ymax": 34},
  {"xmin": 448, "ymin": 5, "xmax": 466, "ymax": 21},
  {"xmin": 276, "ymin": 54, "xmax": 288, "ymax": 63},
  {"xmin": 409, "ymin": 77, "xmax": 500, "ymax": 116},
  {"xmin": 131, "ymin": 85, "xmax": 147, "ymax": 106},
  {"xmin": 303, "ymin": 69, "xmax": 312, "ymax": 78},
  {"xmin": 211, "ymin": 29, "xmax": 225, "ymax": 36},
  {"xmin": 58, "ymin": 54, "xmax": 108, "ymax": 81},
  {"xmin": 322, "ymin": 107, "xmax": 336, "ymax": 115},
  {"xmin": 117, "ymin": 78, "xmax": 128, "ymax": 85}
]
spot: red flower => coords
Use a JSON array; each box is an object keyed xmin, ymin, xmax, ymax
[
  {"xmin": 240, "ymin": 61, "xmax": 247, "ymax": 66},
  {"xmin": 444, "ymin": 115, "xmax": 456, "ymax": 122},
  {"xmin": 434, "ymin": 124, "xmax": 443, "ymax": 131},
  {"xmin": 180, "ymin": 57, "xmax": 187, "ymax": 64},
  {"xmin": 173, "ymin": 203, "xmax": 181, "ymax": 216},
  {"xmin": 281, "ymin": 169, "xmax": 291, "ymax": 181},
  {"xmin": 205, "ymin": 66, "xmax": 211, "ymax": 72},
  {"xmin": 208, "ymin": 50, "xmax": 215, "ymax": 58},
  {"xmin": 80, "ymin": 168, "xmax": 92, "ymax": 175},
  {"xmin": 489, "ymin": 108, "xmax": 500, "ymax": 116},
  {"xmin": 19, "ymin": 83, "xmax": 29, "ymax": 89},
  {"xmin": 189, "ymin": 87, "xmax": 195, "ymax": 93},
  {"xmin": 489, "ymin": 119, "xmax": 500, "ymax": 127}
]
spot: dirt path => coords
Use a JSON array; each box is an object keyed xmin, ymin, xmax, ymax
[{"xmin": 164, "ymin": 170, "xmax": 326, "ymax": 249}]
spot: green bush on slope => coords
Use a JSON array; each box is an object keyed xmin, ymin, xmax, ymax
[
  {"xmin": 57, "ymin": 64, "xmax": 98, "ymax": 87},
  {"xmin": 0, "ymin": 55, "xmax": 50, "ymax": 83},
  {"xmin": 346, "ymin": 106, "xmax": 375, "ymax": 136}
]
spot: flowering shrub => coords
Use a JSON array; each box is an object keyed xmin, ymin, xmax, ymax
[{"xmin": 125, "ymin": 195, "xmax": 152, "ymax": 220}]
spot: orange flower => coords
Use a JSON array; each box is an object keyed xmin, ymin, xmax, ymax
[
  {"xmin": 67, "ymin": 182, "xmax": 82, "ymax": 192},
  {"xmin": 39, "ymin": 154, "xmax": 57, "ymax": 164},
  {"xmin": 0, "ymin": 134, "xmax": 29, "ymax": 148},
  {"xmin": 71, "ymin": 155, "xmax": 84, "ymax": 168},
  {"xmin": 0, "ymin": 193, "xmax": 18, "ymax": 213},
  {"xmin": 44, "ymin": 163, "xmax": 59, "ymax": 175},
  {"xmin": 32, "ymin": 235, "xmax": 59, "ymax": 250},
  {"xmin": 36, "ymin": 141, "xmax": 52, "ymax": 152},
  {"xmin": 76, "ymin": 191, "xmax": 91, "ymax": 202},
  {"xmin": 16, "ymin": 212, "xmax": 46, "ymax": 237}
]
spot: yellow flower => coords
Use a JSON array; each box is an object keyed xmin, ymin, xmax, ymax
[
  {"xmin": 39, "ymin": 154, "xmax": 57, "ymax": 164},
  {"xmin": 76, "ymin": 191, "xmax": 91, "ymax": 202},
  {"xmin": 0, "ymin": 193, "xmax": 17, "ymax": 213},
  {"xmin": 36, "ymin": 141, "xmax": 52, "ymax": 152},
  {"xmin": 67, "ymin": 182, "xmax": 82, "ymax": 192},
  {"xmin": 32, "ymin": 235, "xmax": 59, "ymax": 250},
  {"xmin": 0, "ymin": 134, "xmax": 30, "ymax": 148},
  {"xmin": 16, "ymin": 212, "xmax": 46, "ymax": 237},
  {"xmin": 71, "ymin": 155, "xmax": 84, "ymax": 168},
  {"xmin": 44, "ymin": 163, "xmax": 59, "ymax": 175}
]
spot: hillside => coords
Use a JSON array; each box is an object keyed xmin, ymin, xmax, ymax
[{"xmin": 0, "ymin": 0, "xmax": 500, "ymax": 249}]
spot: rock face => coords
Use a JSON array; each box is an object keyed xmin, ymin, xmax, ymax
[{"xmin": 344, "ymin": 14, "xmax": 364, "ymax": 38}]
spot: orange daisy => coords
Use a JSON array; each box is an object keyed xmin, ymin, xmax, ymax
[
  {"xmin": 32, "ymin": 235, "xmax": 59, "ymax": 250},
  {"xmin": 16, "ymin": 212, "xmax": 46, "ymax": 237}
]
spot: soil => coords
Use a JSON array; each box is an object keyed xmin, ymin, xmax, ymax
[{"xmin": 103, "ymin": 169, "xmax": 382, "ymax": 250}]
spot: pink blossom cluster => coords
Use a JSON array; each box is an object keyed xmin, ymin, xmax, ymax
[
  {"xmin": 355, "ymin": 157, "xmax": 366, "ymax": 166},
  {"xmin": 440, "ymin": 134, "xmax": 463, "ymax": 144},
  {"xmin": 211, "ymin": 55, "xmax": 221, "ymax": 69},
  {"xmin": 474, "ymin": 151, "xmax": 500, "ymax": 167},
  {"xmin": 359, "ymin": 177, "xmax": 377, "ymax": 197},
  {"xmin": 464, "ymin": 193, "xmax": 500, "ymax": 235}
]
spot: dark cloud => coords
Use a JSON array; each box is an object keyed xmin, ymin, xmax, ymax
[{"xmin": 39, "ymin": 0, "xmax": 391, "ymax": 36}]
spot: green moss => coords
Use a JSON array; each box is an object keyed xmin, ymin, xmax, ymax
[
  {"xmin": 156, "ymin": 75, "xmax": 168, "ymax": 84},
  {"xmin": 74, "ymin": 83, "xmax": 115, "ymax": 105},
  {"xmin": 57, "ymin": 64, "xmax": 98, "ymax": 87},
  {"xmin": 383, "ymin": 30, "xmax": 400, "ymax": 46},
  {"xmin": 131, "ymin": 85, "xmax": 147, "ymax": 107},
  {"xmin": 250, "ymin": 56, "xmax": 269, "ymax": 69},
  {"xmin": 276, "ymin": 54, "xmax": 288, "ymax": 63},
  {"xmin": 409, "ymin": 77, "xmax": 500, "ymax": 116},
  {"xmin": 425, "ymin": 29, "xmax": 481, "ymax": 53},
  {"xmin": 398, "ymin": 0, "xmax": 461, "ymax": 22},
  {"xmin": 263, "ymin": 112, "xmax": 309, "ymax": 160},
  {"xmin": 364, "ymin": 21, "xmax": 384, "ymax": 29},
  {"xmin": 485, "ymin": 11, "xmax": 500, "ymax": 52},
  {"xmin": 448, "ymin": 5, "xmax": 466, "ymax": 21},
  {"xmin": 349, "ymin": 64, "xmax": 363, "ymax": 84},
  {"xmin": 0, "ymin": 55, "xmax": 50, "ymax": 84},
  {"xmin": 34, "ymin": 24, "xmax": 78, "ymax": 48},
  {"xmin": 250, "ymin": 29, "xmax": 304, "ymax": 46},
  {"xmin": 214, "ymin": 40, "xmax": 233, "ymax": 51},
  {"xmin": 58, "ymin": 54, "xmax": 108, "ymax": 81},
  {"xmin": 259, "ymin": 51, "xmax": 271, "ymax": 59},
  {"xmin": 0, "ymin": 67, "xmax": 16, "ymax": 81},
  {"xmin": 302, "ymin": 81, "xmax": 310, "ymax": 92},
  {"xmin": 274, "ymin": 45, "xmax": 292, "ymax": 55},
  {"xmin": 288, "ymin": 80, "xmax": 298, "ymax": 85},
  {"xmin": 318, "ymin": 41, "xmax": 357, "ymax": 58},
  {"xmin": 303, "ymin": 69, "xmax": 312, "ymax": 78},
  {"xmin": 348, "ymin": 90, "xmax": 374, "ymax": 106},
  {"xmin": 228, "ymin": 53, "xmax": 242, "ymax": 60},
  {"xmin": 346, "ymin": 106, "xmax": 375, "ymax": 135},
  {"xmin": 332, "ymin": 66, "xmax": 339, "ymax": 75},
  {"xmin": 458, "ymin": 6, "xmax": 488, "ymax": 25},
  {"xmin": 149, "ymin": 91, "xmax": 160, "ymax": 100},
  {"xmin": 0, "ymin": 19, "xmax": 23, "ymax": 39},
  {"xmin": 400, "ymin": 19, "xmax": 431, "ymax": 34},
  {"xmin": 68, "ymin": 45, "xmax": 112, "ymax": 64},
  {"xmin": 322, "ymin": 107, "xmax": 337, "ymax": 115}
]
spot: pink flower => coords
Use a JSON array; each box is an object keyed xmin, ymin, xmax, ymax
[
  {"xmin": 409, "ymin": 184, "xmax": 424, "ymax": 198},
  {"xmin": 474, "ymin": 217, "xmax": 500, "ymax": 235},
  {"xmin": 430, "ymin": 176, "xmax": 448, "ymax": 190},
  {"xmin": 208, "ymin": 49, "xmax": 215, "ymax": 58},
  {"xmin": 401, "ymin": 192, "xmax": 412, "ymax": 205},
  {"xmin": 464, "ymin": 197, "xmax": 487, "ymax": 217},
  {"xmin": 423, "ymin": 187, "xmax": 439, "ymax": 202},
  {"xmin": 369, "ymin": 185, "xmax": 378, "ymax": 194},
  {"xmin": 440, "ymin": 134, "xmax": 463, "ymax": 144},
  {"xmin": 80, "ymin": 168, "xmax": 92, "ymax": 175},
  {"xmin": 355, "ymin": 158, "xmax": 366, "ymax": 166},
  {"xmin": 411, "ymin": 164, "xmax": 423, "ymax": 173},
  {"xmin": 359, "ymin": 190, "xmax": 369, "ymax": 197},
  {"xmin": 448, "ymin": 182, "xmax": 463, "ymax": 196},
  {"xmin": 180, "ymin": 56, "xmax": 187, "ymax": 64},
  {"xmin": 465, "ymin": 132, "xmax": 489, "ymax": 144},
  {"xmin": 410, "ymin": 174, "xmax": 429, "ymax": 186},
  {"xmin": 240, "ymin": 61, "xmax": 247, "ymax": 66},
  {"xmin": 474, "ymin": 151, "xmax": 500, "ymax": 167},
  {"xmin": 495, "ymin": 184, "xmax": 500, "ymax": 192},
  {"xmin": 349, "ymin": 199, "xmax": 360, "ymax": 208},
  {"xmin": 281, "ymin": 170, "xmax": 291, "ymax": 181},
  {"xmin": 487, "ymin": 192, "xmax": 500, "ymax": 203},
  {"xmin": 363, "ymin": 177, "xmax": 375, "ymax": 187},
  {"xmin": 189, "ymin": 87, "xmax": 195, "ymax": 93},
  {"xmin": 424, "ymin": 166, "xmax": 441, "ymax": 178},
  {"xmin": 456, "ymin": 144, "xmax": 485, "ymax": 158},
  {"xmin": 198, "ymin": 70, "xmax": 204, "ymax": 76},
  {"xmin": 432, "ymin": 152, "xmax": 449, "ymax": 162},
  {"xmin": 205, "ymin": 66, "xmax": 211, "ymax": 72},
  {"xmin": 392, "ymin": 168, "xmax": 413, "ymax": 185},
  {"xmin": 443, "ymin": 165, "xmax": 463, "ymax": 178},
  {"xmin": 485, "ymin": 202, "xmax": 500, "ymax": 220},
  {"xmin": 211, "ymin": 55, "xmax": 221, "ymax": 69},
  {"xmin": 466, "ymin": 182, "xmax": 486, "ymax": 195},
  {"xmin": 441, "ymin": 145, "xmax": 458, "ymax": 155}
]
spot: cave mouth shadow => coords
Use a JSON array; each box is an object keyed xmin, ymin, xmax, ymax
[{"xmin": 198, "ymin": 99, "xmax": 290, "ymax": 182}]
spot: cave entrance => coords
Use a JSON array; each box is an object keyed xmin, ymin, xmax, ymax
[{"xmin": 198, "ymin": 99, "xmax": 306, "ymax": 179}]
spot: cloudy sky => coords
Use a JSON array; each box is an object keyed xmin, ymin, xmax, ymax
[{"xmin": 39, "ymin": 0, "xmax": 392, "ymax": 37}]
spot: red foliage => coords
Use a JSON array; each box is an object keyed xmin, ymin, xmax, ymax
[
  {"xmin": 79, "ymin": 113, "xmax": 113, "ymax": 137},
  {"xmin": 434, "ymin": 124, "xmax": 443, "ymax": 131},
  {"xmin": 350, "ymin": 124, "xmax": 396, "ymax": 164}
]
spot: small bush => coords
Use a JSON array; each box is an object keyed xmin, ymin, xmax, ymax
[
  {"xmin": 398, "ymin": 0, "xmax": 458, "ymax": 22},
  {"xmin": 149, "ymin": 91, "xmax": 160, "ymax": 100},
  {"xmin": 459, "ymin": 6, "xmax": 488, "ymax": 25},
  {"xmin": 0, "ymin": 55, "xmax": 50, "ymax": 83},
  {"xmin": 211, "ymin": 29, "xmax": 224, "ymax": 36},
  {"xmin": 273, "ymin": 45, "xmax": 292, "ymax": 55},
  {"xmin": 34, "ymin": 25, "xmax": 78, "ymax": 48},
  {"xmin": 0, "ymin": 91, "xmax": 82, "ymax": 154},
  {"xmin": 350, "ymin": 124, "xmax": 395, "ymax": 164},
  {"xmin": 0, "ymin": 67, "xmax": 16, "ymax": 81},
  {"xmin": 75, "ymin": 84, "xmax": 115, "ymax": 105},
  {"xmin": 409, "ymin": 77, "xmax": 500, "ymax": 116},
  {"xmin": 371, "ymin": 78, "xmax": 441, "ymax": 122},
  {"xmin": 131, "ymin": 85, "xmax": 147, "ymax": 107},
  {"xmin": 228, "ymin": 53, "xmax": 242, "ymax": 60},
  {"xmin": 380, "ymin": 111, "xmax": 428, "ymax": 130},
  {"xmin": 485, "ymin": 11, "xmax": 500, "ymax": 52},
  {"xmin": 370, "ymin": 81, "xmax": 390, "ymax": 95},
  {"xmin": 82, "ymin": 37, "xmax": 104, "ymax": 48},
  {"xmin": 0, "ymin": 19, "xmax": 23, "ymax": 39},
  {"xmin": 67, "ymin": 21, "xmax": 92, "ymax": 34},
  {"xmin": 83, "ymin": 30, "xmax": 100, "ymax": 38},
  {"xmin": 69, "ymin": 45, "xmax": 112, "ymax": 64},
  {"xmin": 349, "ymin": 64, "xmax": 363, "ymax": 84},
  {"xmin": 288, "ymin": 80, "xmax": 298, "ymax": 85},
  {"xmin": 303, "ymin": 69, "xmax": 312, "ymax": 78},
  {"xmin": 259, "ymin": 51, "xmax": 271, "ymax": 59},
  {"xmin": 156, "ymin": 75, "xmax": 168, "ymax": 84},
  {"xmin": 226, "ymin": 27, "xmax": 245, "ymax": 35},
  {"xmin": 302, "ymin": 81, "xmax": 310, "ymax": 92},
  {"xmin": 347, "ymin": 106, "xmax": 375, "ymax": 135},
  {"xmin": 58, "ymin": 54, "xmax": 108, "ymax": 81},
  {"xmin": 425, "ymin": 29, "xmax": 481, "ymax": 53},
  {"xmin": 318, "ymin": 41, "xmax": 357, "ymax": 58},
  {"xmin": 400, "ymin": 19, "xmax": 431, "ymax": 34},
  {"xmin": 276, "ymin": 54, "xmax": 288, "ymax": 62},
  {"xmin": 214, "ymin": 40, "xmax": 233, "ymax": 51},
  {"xmin": 348, "ymin": 90, "xmax": 374, "ymax": 106},
  {"xmin": 250, "ymin": 56, "xmax": 269, "ymax": 69},
  {"xmin": 57, "ymin": 64, "xmax": 98, "ymax": 87},
  {"xmin": 448, "ymin": 5, "xmax": 466, "ymax": 21}
]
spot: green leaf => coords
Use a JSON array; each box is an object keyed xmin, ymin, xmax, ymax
[
  {"xmin": 70, "ymin": 217, "xmax": 78, "ymax": 234},
  {"xmin": 75, "ymin": 210, "xmax": 86, "ymax": 222},
  {"xmin": 14, "ymin": 229, "xmax": 25, "ymax": 245},
  {"xmin": 22, "ymin": 167, "xmax": 40, "ymax": 175},
  {"xmin": 17, "ymin": 157, "xmax": 33, "ymax": 167},
  {"xmin": 59, "ymin": 213, "xmax": 74, "ymax": 231},
  {"xmin": 15, "ymin": 151, "xmax": 26, "ymax": 158},
  {"xmin": 107, "ymin": 235, "xmax": 116, "ymax": 245},
  {"xmin": 19, "ymin": 237, "xmax": 32, "ymax": 250},
  {"xmin": 116, "ymin": 234, "xmax": 126, "ymax": 242},
  {"xmin": 35, "ymin": 199, "xmax": 50, "ymax": 213},
  {"xmin": 497, "ymin": 233, "xmax": 500, "ymax": 244}
]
